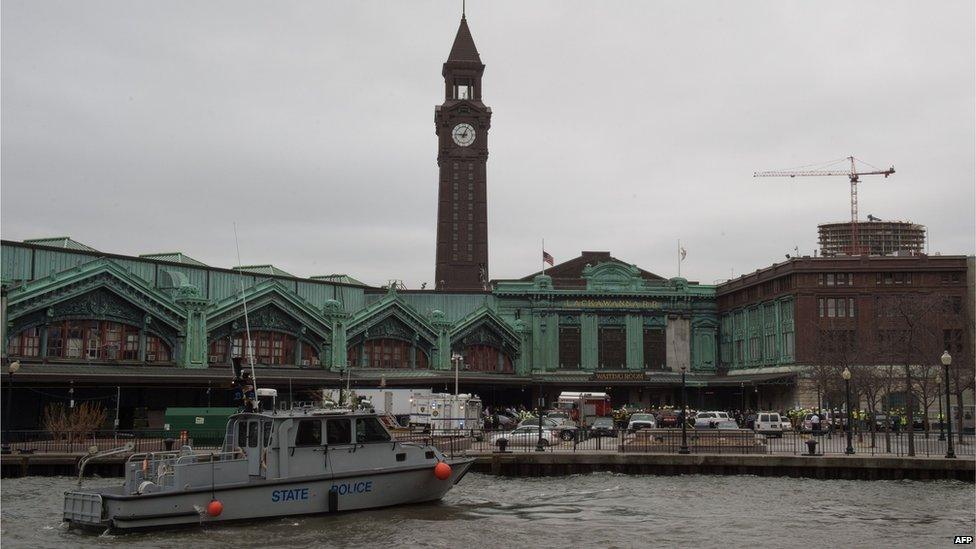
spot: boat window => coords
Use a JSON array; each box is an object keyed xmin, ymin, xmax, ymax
[
  {"xmin": 326, "ymin": 418, "xmax": 352, "ymax": 445},
  {"xmin": 356, "ymin": 417, "xmax": 392, "ymax": 443},
  {"xmin": 263, "ymin": 421, "xmax": 273, "ymax": 447},
  {"xmin": 295, "ymin": 419, "xmax": 322, "ymax": 446},
  {"xmin": 237, "ymin": 421, "xmax": 247, "ymax": 447},
  {"xmin": 248, "ymin": 421, "xmax": 259, "ymax": 448}
]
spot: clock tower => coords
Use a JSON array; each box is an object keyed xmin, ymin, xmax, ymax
[{"xmin": 434, "ymin": 15, "xmax": 492, "ymax": 290}]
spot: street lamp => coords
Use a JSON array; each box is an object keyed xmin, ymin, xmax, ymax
[
  {"xmin": 679, "ymin": 365, "xmax": 690, "ymax": 455},
  {"xmin": 936, "ymin": 373, "xmax": 945, "ymax": 441},
  {"xmin": 535, "ymin": 387, "xmax": 546, "ymax": 452},
  {"xmin": 842, "ymin": 367, "xmax": 854, "ymax": 455},
  {"xmin": 940, "ymin": 351, "xmax": 955, "ymax": 459},
  {"xmin": 740, "ymin": 382, "xmax": 746, "ymax": 426},
  {"xmin": 2, "ymin": 360, "xmax": 21, "ymax": 455}
]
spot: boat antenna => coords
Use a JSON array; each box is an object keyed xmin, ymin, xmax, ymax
[{"xmin": 233, "ymin": 223, "xmax": 258, "ymax": 402}]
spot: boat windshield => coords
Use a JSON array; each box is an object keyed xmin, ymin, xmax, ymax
[{"xmin": 356, "ymin": 417, "xmax": 392, "ymax": 443}]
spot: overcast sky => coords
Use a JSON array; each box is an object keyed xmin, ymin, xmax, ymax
[{"xmin": 2, "ymin": 1, "xmax": 974, "ymax": 287}]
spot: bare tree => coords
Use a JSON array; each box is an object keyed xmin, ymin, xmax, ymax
[
  {"xmin": 852, "ymin": 364, "xmax": 884, "ymax": 448},
  {"xmin": 808, "ymin": 320, "xmax": 860, "ymax": 434},
  {"xmin": 875, "ymin": 293, "xmax": 946, "ymax": 456},
  {"xmin": 878, "ymin": 363, "xmax": 900, "ymax": 452},
  {"xmin": 945, "ymin": 300, "xmax": 974, "ymax": 445},
  {"xmin": 911, "ymin": 363, "xmax": 940, "ymax": 436}
]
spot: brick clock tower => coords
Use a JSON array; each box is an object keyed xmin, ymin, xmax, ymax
[{"xmin": 434, "ymin": 16, "xmax": 491, "ymax": 290}]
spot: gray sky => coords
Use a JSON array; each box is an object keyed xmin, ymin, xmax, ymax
[{"xmin": 3, "ymin": 1, "xmax": 974, "ymax": 287}]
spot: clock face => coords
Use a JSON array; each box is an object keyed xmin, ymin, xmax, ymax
[{"xmin": 452, "ymin": 123, "xmax": 476, "ymax": 147}]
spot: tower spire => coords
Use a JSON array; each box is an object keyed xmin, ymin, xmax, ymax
[{"xmin": 446, "ymin": 12, "xmax": 481, "ymax": 64}]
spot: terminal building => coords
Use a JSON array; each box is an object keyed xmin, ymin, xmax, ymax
[{"xmin": 1, "ymin": 15, "xmax": 973, "ymax": 429}]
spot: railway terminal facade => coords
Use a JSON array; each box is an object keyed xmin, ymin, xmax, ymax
[
  {"xmin": 1, "ymin": 16, "xmax": 973, "ymax": 428},
  {"xmin": 1, "ymin": 239, "xmax": 972, "ymax": 429}
]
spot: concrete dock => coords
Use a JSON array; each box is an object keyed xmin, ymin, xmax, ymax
[
  {"xmin": 3, "ymin": 451, "xmax": 973, "ymax": 481},
  {"xmin": 467, "ymin": 452, "xmax": 975, "ymax": 481}
]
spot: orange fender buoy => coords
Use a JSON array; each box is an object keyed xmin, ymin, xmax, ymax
[
  {"xmin": 207, "ymin": 499, "xmax": 224, "ymax": 517},
  {"xmin": 433, "ymin": 461, "xmax": 452, "ymax": 480}
]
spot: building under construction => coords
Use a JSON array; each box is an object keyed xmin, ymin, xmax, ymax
[{"xmin": 818, "ymin": 219, "xmax": 926, "ymax": 257}]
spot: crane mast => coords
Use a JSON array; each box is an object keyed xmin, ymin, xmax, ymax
[{"xmin": 754, "ymin": 156, "xmax": 895, "ymax": 255}]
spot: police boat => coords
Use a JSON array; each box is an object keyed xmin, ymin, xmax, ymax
[{"xmin": 63, "ymin": 401, "xmax": 475, "ymax": 530}]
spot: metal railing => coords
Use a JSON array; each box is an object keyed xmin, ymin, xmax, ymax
[
  {"xmin": 3, "ymin": 426, "xmax": 972, "ymax": 458},
  {"xmin": 395, "ymin": 426, "xmax": 976, "ymax": 458},
  {"xmin": 2, "ymin": 429, "xmax": 227, "ymax": 454}
]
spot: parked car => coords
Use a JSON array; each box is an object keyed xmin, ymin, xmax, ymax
[
  {"xmin": 547, "ymin": 415, "xmax": 581, "ymax": 441},
  {"xmin": 711, "ymin": 420, "xmax": 741, "ymax": 430},
  {"xmin": 656, "ymin": 412, "xmax": 681, "ymax": 428},
  {"xmin": 517, "ymin": 417, "xmax": 559, "ymax": 429},
  {"xmin": 780, "ymin": 418, "xmax": 793, "ymax": 432},
  {"xmin": 694, "ymin": 411, "xmax": 731, "ymax": 429},
  {"xmin": 589, "ymin": 417, "xmax": 618, "ymax": 437},
  {"xmin": 627, "ymin": 413, "xmax": 657, "ymax": 432},
  {"xmin": 490, "ymin": 426, "xmax": 560, "ymax": 448},
  {"xmin": 492, "ymin": 412, "xmax": 517, "ymax": 429},
  {"xmin": 754, "ymin": 412, "xmax": 784, "ymax": 437},
  {"xmin": 519, "ymin": 416, "xmax": 577, "ymax": 441}
]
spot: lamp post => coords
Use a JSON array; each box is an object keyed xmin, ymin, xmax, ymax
[
  {"xmin": 941, "ymin": 351, "xmax": 955, "ymax": 459},
  {"xmin": 739, "ymin": 382, "xmax": 746, "ymax": 427},
  {"xmin": 936, "ymin": 373, "xmax": 946, "ymax": 441},
  {"xmin": 842, "ymin": 367, "xmax": 854, "ymax": 455},
  {"xmin": 2, "ymin": 361, "xmax": 21, "ymax": 455},
  {"xmin": 535, "ymin": 387, "xmax": 546, "ymax": 452},
  {"xmin": 679, "ymin": 365, "xmax": 690, "ymax": 455}
]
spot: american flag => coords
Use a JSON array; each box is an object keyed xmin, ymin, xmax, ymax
[{"xmin": 543, "ymin": 250, "xmax": 554, "ymax": 266}]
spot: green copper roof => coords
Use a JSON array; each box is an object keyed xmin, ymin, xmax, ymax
[
  {"xmin": 311, "ymin": 274, "xmax": 367, "ymax": 286},
  {"xmin": 140, "ymin": 252, "xmax": 208, "ymax": 267},
  {"xmin": 233, "ymin": 264, "xmax": 296, "ymax": 278},
  {"xmin": 23, "ymin": 236, "xmax": 97, "ymax": 252}
]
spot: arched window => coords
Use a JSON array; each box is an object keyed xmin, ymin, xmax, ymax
[
  {"xmin": 213, "ymin": 333, "xmax": 318, "ymax": 366},
  {"xmin": 301, "ymin": 343, "xmax": 320, "ymax": 367},
  {"xmin": 8, "ymin": 321, "xmax": 169, "ymax": 363},
  {"xmin": 145, "ymin": 335, "xmax": 170, "ymax": 363},
  {"xmin": 6, "ymin": 327, "xmax": 40, "ymax": 357},
  {"xmin": 464, "ymin": 344, "xmax": 513, "ymax": 373},
  {"xmin": 230, "ymin": 332, "xmax": 296, "ymax": 366},
  {"xmin": 347, "ymin": 339, "xmax": 428, "ymax": 369},
  {"xmin": 209, "ymin": 339, "xmax": 229, "ymax": 364}
]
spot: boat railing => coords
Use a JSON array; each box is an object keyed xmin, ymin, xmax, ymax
[
  {"xmin": 123, "ymin": 451, "xmax": 182, "ymax": 492},
  {"xmin": 174, "ymin": 449, "xmax": 247, "ymax": 466}
]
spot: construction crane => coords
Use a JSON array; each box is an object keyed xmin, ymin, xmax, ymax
[{"xmin": 754, "ymin": 156, "xmax": 895, "ymax": 255}]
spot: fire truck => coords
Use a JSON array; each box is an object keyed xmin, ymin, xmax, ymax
[{"xmin": 555, "ymin": 391, "xmax": 612, "ymax": 427}]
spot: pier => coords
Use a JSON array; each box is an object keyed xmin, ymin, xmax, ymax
[{"xmin": 4, "ymin": 451, "xmax": 972, "ymax": 482}]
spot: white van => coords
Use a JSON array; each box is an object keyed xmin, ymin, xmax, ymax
[{"xmin": 754, "ymin": 412, "xmax": 783, "ymax": 437}]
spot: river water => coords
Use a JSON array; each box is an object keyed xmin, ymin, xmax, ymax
[{"xmin": 2, "ymin": 474, "xmax": 973, "ymax": 548}]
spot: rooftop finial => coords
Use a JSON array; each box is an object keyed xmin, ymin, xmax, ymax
[{"xmin": 462, "ymin": 0, "xmax": 466, "ymax": 18}]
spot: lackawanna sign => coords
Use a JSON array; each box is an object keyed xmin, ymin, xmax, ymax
[
  {"xmin": 590, "ymin": 372, "xmax": 648, "ymax": 382},
  {"xmin": 561, "ymin": 299, "xmax": 663, "ymax": 309}
]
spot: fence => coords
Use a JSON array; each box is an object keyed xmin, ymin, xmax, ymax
[
  {"xmin": 2, "ymin": 429, "xmax": 227, "ymax": 454},
  {"xmin": 398, "ymin": 427, "xmax": 976, "ymax": 459},
  {"xmin": 3, "ymin": 426, "xmax": 972, "ymax": 458}
]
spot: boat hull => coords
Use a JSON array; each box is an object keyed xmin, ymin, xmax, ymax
[{"xmin": 65, "ymin": 457, "xmax": 474, "ymax": 531}]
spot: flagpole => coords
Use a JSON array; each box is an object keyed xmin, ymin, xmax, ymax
[
  {"xmin": 677, "ymin": 239, "xmax": 681, "ymax": 278},
  {"xmin": 542, "ymin": 238, "xmax": 546, "ymax": 276}
]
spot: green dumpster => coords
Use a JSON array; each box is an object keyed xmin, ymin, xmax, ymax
[{"xmin": 163, "ymin": 407, "xmax": 237, "ymax": 446}]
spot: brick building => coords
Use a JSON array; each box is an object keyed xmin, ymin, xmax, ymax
[{"xmin": 716, "ymin": 255, "xmax": 972, "ymax": 409}]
